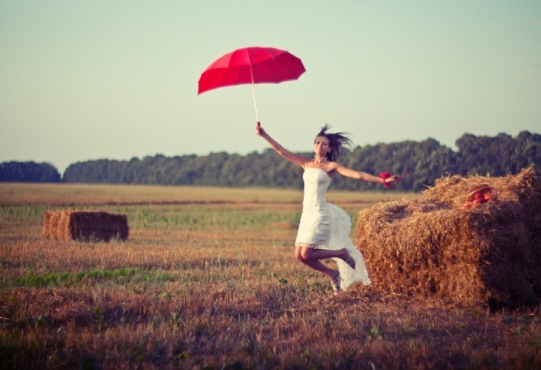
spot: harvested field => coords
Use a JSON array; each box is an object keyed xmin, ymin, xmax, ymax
[
  {"xmin": 357, "ymin": 166, "xmax": 541, "ymax": 309},
  {"xmin": 0, "ymin": 183, "xmax": 539, "ymax": 369}
]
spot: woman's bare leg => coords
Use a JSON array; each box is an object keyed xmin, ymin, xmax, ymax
[
  {"xmin": 300, "ymin": 247, "xmax": 355, "ymax": 270},
  {"xmin": 295, "ymin": 246, "xmax": 337, "ymax": 278},
  {"xmin": 295, "ymin": 246, "xmax": 349, "ymax": 293}
]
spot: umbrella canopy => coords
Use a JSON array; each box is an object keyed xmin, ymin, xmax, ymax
[
  {"xmin": 198, "ymin": 46, "xmax": 306, "ymax": 95},
  {"xmin": 198, "ymin": 46, "xmax": 305, "ymax": 122}
]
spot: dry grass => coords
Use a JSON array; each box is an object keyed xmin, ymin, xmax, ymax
[
  {"xmin": 0, "ymin": 183, "xmax": 540, "ymax": 369},
  {"xmin": 0, "ymin": 183, "xmax": 406, "ymax": 207}
]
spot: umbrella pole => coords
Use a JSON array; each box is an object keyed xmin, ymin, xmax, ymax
[
  {"xmin": 251, "ymin": 83, "xmax": 260, "ymax": 122},
  {"xmin": 250, "ymin": 68, "xmax": 260, "ymax": 123}
]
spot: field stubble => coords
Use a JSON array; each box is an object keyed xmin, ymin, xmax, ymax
[{"xmin": 0, "ymin": 183, "xmax": 539, "ymax": 369}]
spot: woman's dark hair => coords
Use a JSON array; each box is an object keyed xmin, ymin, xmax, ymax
[{"xmin": 315, "ymin": 124, "xmax": 352, "ymax": 161}]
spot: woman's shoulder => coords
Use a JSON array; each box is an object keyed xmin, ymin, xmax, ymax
[{"xmin": 326, "ymin": 161, "xmax": 342, "ymax": 170}]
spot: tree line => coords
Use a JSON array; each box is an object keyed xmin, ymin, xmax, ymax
[
  {"xmin": 2, "ymin": 131, "xmax": 540, "ymax": 192},
  {"xmin": 0, "ymin": 161, "xmax": 61, "ymax": 183}
]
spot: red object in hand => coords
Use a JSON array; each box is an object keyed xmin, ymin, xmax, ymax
[{"xmin": 379, "ymin": 171, "xmax": 392, "ymax": 189}]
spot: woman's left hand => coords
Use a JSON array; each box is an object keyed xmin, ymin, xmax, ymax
[{"xmin": 380, "ymin": 172, "xmax": 402, "ymax": 188}]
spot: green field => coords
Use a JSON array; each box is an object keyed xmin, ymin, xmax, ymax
[{"xmin": 0, "ymin": 183, "xmax": 539, "ymax": 369}]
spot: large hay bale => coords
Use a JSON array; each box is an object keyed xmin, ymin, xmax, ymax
[
  {"xmin": 42, "ymin": 210, "xmax": 129, "ymax": 242},
  {"xmin": 356, "ymin": 166, "xmax": 541, "ymax": 308}
]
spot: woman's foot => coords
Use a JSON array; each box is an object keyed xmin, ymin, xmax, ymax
[{"xmin": 341, "ymin": 248, "xmax": 356, "ymax": 270}]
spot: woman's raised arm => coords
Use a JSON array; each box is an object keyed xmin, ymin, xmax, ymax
[{"xmin": 256, "ymin": 122, "xmax": 308, "ymax": 168}]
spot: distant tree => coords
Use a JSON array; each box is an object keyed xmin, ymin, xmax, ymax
[
  {"xmin": 514, "ymin": 131, "xmax": 541, "ymax": 173},
  {"xmin": 455, "ymin": 131, "xmax": 541, "ymax": 177},
  {"xmin": 342, "ymin": 139, "xmax": 457, "ymax": 192},
  {"xmin": 0, "ymin": 161, "xmax": 61, "ymax": 182}
]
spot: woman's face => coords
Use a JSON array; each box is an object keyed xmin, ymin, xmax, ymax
[{"xmin": 314, "ymin": 135, "xmax": 331, "ymax": 158}]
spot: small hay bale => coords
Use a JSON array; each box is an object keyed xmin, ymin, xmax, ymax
[
  {"xmin": 42, "ymin": 210, "xmax": 129, "ymax": 242},
  {"xmin": 356, "ymin": 166, "xmax": 541, "ymax": 308}
]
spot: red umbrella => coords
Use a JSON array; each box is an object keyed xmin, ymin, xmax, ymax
[{"xmin": 198, "ymin": 46, "xmax": 306, "ymax": 122}]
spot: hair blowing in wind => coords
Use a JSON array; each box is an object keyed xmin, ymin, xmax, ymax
[{"xmin": 315, "ymin": 124, "xmax": 352, "ymax": 162}]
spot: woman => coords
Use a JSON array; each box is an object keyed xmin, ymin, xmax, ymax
[{"xmin": 256, "ymin": 122, "xmax": 400, "ymax": 294}]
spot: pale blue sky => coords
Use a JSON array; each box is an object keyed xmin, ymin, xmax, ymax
[{"xmin": 1, "ymin": 1, "xmax": 540, "ymax": 173}]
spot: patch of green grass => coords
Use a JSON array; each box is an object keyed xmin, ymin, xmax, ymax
[
  {"xmin": 130, "ymin": 206, "xmax": 299, "ymax": 231},
  {"xmin": 12, "ymin": 271, "xmax": 73, "ymax": 287},
  {"xmin": 0, "ymin": 205, "xmax": 48, "ymax": 232},
  {"xmin": 5, "ymin": 267, "xmax": 175, "ymax": 288},
  {"xmin": 75, "ymin": 267, "xmax": 138, "ymax": 281}
]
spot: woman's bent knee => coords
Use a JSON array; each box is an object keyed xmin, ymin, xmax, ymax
[
  {"xmin": 295, "ymin": 246, "xmax": 307, "ymax": 262},
  {"xmin": 299, "ymin": 247, "xmax": 312, "ymax": 261}
]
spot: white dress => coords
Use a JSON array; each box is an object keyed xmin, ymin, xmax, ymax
[{"xmin": 295, "ymin": 167, "xmax": 371, "ymax": 289}]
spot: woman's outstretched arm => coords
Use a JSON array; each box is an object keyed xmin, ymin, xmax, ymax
[
  {"xmin": 256, "ymin": 122, "xmax": 309, "ymax": 168},
  {"xmin": 332, "ymin": 163, "xmax": 401, "ymax": 186}
]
